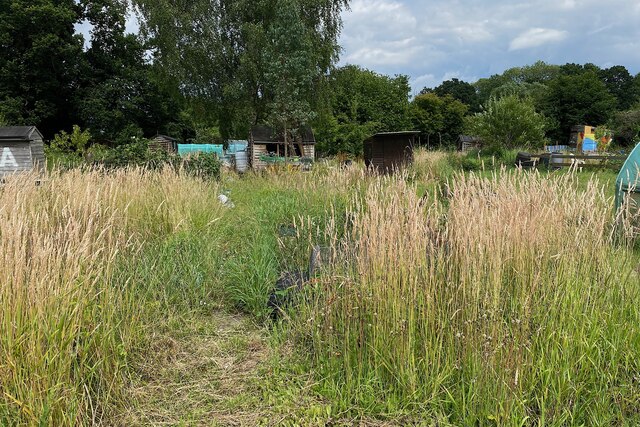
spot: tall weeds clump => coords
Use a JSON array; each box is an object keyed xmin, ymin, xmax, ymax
[
  {"xmin": 0, "ymin": 168, "xmax": 221, "ymax": 425},
  {"xmin": 296, "ymin": 170, "xmax": 640, "ymax": 424}
]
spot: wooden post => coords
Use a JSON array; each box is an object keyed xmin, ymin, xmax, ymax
[{"xmin": 284, "ymin": 123, "xmax": 288, "ymax": 162}]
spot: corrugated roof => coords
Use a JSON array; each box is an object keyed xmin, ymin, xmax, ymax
[
  {"xmin": 0, "ymin": 126, "xmax": 41, "ymax": 140},
  {"xmin": 250, "ymin": 125, "xmax": 315, "ymax": 144}
]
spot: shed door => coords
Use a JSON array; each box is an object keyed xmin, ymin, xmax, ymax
[{"xmin": 0, "ymin": 143, "xmax": 32, "ymax": 176}]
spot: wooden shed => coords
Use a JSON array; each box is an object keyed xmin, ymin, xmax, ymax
[
  {"xmin": 149, "ymin": 135, "xmax": 178, "ymax": 155},
  {"xmin": 248, "ymin": 125, "xmax": 315, "ymax": 170},
  {"xmin": 0, "ymin": 126, "xmax": 45, "ymax": 178},
  {"xmin": 458, "ymin": 135, "xmax": 483, "ymax": 152},
  {"xmin": 364, "ymin": 131, "xmax": 420, "ymax": 172}
]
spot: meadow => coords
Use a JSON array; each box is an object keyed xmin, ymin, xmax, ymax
[{"xmin": 1, "ymin": 151, "xmax": 639, "ymax": 426}]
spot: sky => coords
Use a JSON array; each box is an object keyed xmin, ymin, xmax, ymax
[
  {"xmin": 338, "ymin": 0, "xmax": 640, "ymax": 93},
  {"xmin": 77, "ymin": 0, "xmax": 640, "ymax": 93}
]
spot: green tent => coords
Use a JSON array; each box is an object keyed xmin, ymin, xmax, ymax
[{"xmin": 615, "ymin": 142, "xmax": 640, "ymax": 211}]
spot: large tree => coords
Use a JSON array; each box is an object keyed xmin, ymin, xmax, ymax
[
  {"xmin": 314, "ymin": 65, "xmax": 411, "ymax": 155},
  {"xmin": 543, "ymin": 71, "xmax": 617, "ymax": 142},
  {"xmin": 474, "ymin": 61, "xmax": 560, "ymax": 105},
  {"xmin": 76, "ymin": 0, "xmax": 182, "ymax": 144},
  {"xmin": 133, "ymin": 0, "xmax": 349, "ymax": 139},
  {"xmin": 411, "ymin": 93, "xmax": 467, "ymax": 148},
  {"xmin": 422, "ymin": 78, "xmax": 480, "ymax": 113},
  {"xmin": 599, "ymin": 65, "xmax": 639, "ymax": 111},
  {"xmin": 264, "ymin": 0, "xmax": 317, "ymax": 153},
  {"xmin": 0, "ymin": 0, "xmax": 85, "ymax": 137}
]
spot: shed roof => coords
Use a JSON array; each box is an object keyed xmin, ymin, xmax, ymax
[
  {"xmin": 153, "ymin": 134, "xmax": 178, "ymax": 142},
  {"xmin": 458, "ymin": 135, "xmax": 482, "ymax": 143},
  {"xmin": 0, "ymin": 126, "xmax": 42, "ymax": 141},
  {"xmin": 372, "ymin": 131, "xmax": 420, "ymax": 137},
  {"xmin": 250, "ymin": 125, "xmax": 315, "ymax": 144}
]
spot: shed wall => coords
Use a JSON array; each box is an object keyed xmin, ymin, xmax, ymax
[
  {"xmin": 251, "ymin": 144, "xmax": 269, "ymax": 170},
  {"xmin": 303, "ymin": 145, "xmax": 315, "ymax": 159},
  {"xmin": 0, "ymin": 142, "xmax": 33, "ymax": 176},
  {"xmin": 149, "ymin": 138, "xmax": 178, "ymax": 154},
  {"xmin": 365, "ymin": 135, "xmax": 414, "ymax": 172},
  {"xmin": 30, "ymin": 136, "xmax": 45, "ymax": 172}
]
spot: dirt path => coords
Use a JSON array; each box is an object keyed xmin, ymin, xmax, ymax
[
  {"xmin": 114, "ymin": 311, "xmax": 412, "ymax": 426},
  {"xmin": 117, "ymin": 311, "xmax": 275, "ymax": 426}
]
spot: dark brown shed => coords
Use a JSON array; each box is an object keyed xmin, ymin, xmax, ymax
[
  {"xmin": 364, "ymin": 131, "xmax": 420, "ymax": 172},
  {"xmin": 0, "ymin": 126, "xmax": 45, "ymax": 178}
]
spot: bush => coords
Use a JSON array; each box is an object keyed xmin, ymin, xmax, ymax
[
  {"xmin": 466, "ymin": 95, "xmax": 548, "ymax": 150},
  {"xmin": 181, "ymin": 152, "xmax": 221, "ymax": 181},
  {"xmin": 87, "ymin": 139, "xmax": 181, "ymax": 171}
]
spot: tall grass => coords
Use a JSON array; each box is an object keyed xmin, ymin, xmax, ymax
[
  {"xmin": 218, "ymin": 164, "xmax": 369, "ymax": 319},
  {"xmin": 0, "ymin": 168, "xmax": 221, "ymax": 425},
  {"xmin": 295, "ymin": 169, "xmax": 640, "ymax": 424}
]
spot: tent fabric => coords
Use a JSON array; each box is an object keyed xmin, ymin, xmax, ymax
[
  {"xmin": 226, "ymin": 140, "xmax": 248, "ymax": 154},
  {"xmin": 615, "ymin": 142, "xmax": 640, "ymax": 210},
  {"xmin": 178, "ymin": 144, "xmax": 224, "ymax": 157}
]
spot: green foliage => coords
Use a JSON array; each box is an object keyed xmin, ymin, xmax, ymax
[
  {"xmin": 193, "ymin": 126, "xmax": 223, "ymax": 145},
  {"xmin": 181, "ymin": 152, "xmax": 222, "ymax": 181},
  {"xmin": 0, "ymin": 0, "xmax": 84, "ymax": 135},
  {"xmin": 543, "ymin": 71, "xmax": 617, "ymax": 141},
  {"xmin": 610, "ymin": 109, "xmax": 640, "ymax": 146},
  {"xmin": 133, "ymin": 0, "xmax": 349, "ymax": 140},
  {"xmin": 315, "ymin": 65, "xmax": 411, "ymax": 156},
  {"xmin": 0, "ymin": 0, "xmax": 189, "ymax": 141},
  {"xmin": 474, "ymin": 61, "xmax": 561, "ymax": 105},
  {"xmin": 86, "ymin": 138, "xmax": 178, "ymax": 171},
  {"xmin": 411, "ymin": 93, "xmax": 467, "ymax": 148},
  {"xmin": 49, "ymin": 125, "xmax": 92, "ymax": 158},
  {"xmin": 315, "ymin": 118, "xmax": 378, "ymax": 156},
  {"xmin": 422, "ymin": 78, "xmax": 481, "ymax": 113},
  {"xmin": 264, "ymin": 0, "xmax": 316, "ymax": 144},
  {"xmin": 466, "ymin": 95, "xmax": 548, "ymax": 149},
  {"xmin": 77, "ymin": 1, "xmax": 184, "ymax": 144},
  {"xmin": 599, "ymin": 65, "xmax": 639, "ymax": 110}
]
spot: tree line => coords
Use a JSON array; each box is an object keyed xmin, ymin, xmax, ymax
[
  {"xmin": 1, "ymin": 1, "xmax": 639, "ymax": 156},
  {"xmin": 318, "ymin": 61, "xmax": 640, "ymax": 155}
]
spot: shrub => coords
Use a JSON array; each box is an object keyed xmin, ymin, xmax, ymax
[
  {"xmin": 181, "ymin": 152, "xmax": 222, "ymax": 181},
  {"xmin": 87, "ymin": 139, "xmax": 178, "ymax": 170},
  {"xmin": 466, "ymin": 95, "xmax": 548, "ymax": 150}
]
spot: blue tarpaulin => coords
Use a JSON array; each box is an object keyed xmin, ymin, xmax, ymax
[{"xmin": 178, "ymin": 144, "xmax": 224, "ymax": 157}]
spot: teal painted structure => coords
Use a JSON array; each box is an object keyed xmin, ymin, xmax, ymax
[
  {"xmin": 226, "ymin": 140, "xmax": 248, "ymax": 154},
  {"xmin": 615, "ymin": 143, "xmax": 640, "ymax": 210},
  {"xmin": 178, "ymin": 144, "xmax": 223, "ymax": 157}
]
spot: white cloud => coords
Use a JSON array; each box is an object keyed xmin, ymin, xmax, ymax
[
  {"xmin": 509, "ymin": 28, "xmax": 569, "ymax": 51},
  {"xmin": 557, "ymin": 0, "xmax": 577, "ymax": 9},
  {"xmin": 340, "ymin": 0, "xmax": 421, "ymax": 68}
]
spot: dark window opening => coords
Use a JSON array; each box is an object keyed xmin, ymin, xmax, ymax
[{"xmin": 264, "ymin": 143, "xmax": 303, "ymax": 157}]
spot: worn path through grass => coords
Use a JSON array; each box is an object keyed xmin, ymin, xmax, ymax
[{"xmin": 118, "ymin": 310, "xmax": 273, "ymax": 426}]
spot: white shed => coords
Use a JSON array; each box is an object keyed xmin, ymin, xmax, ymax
[{"xmin": 0, "ymin": 126, "xmax": 45, "ymax": 178}]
